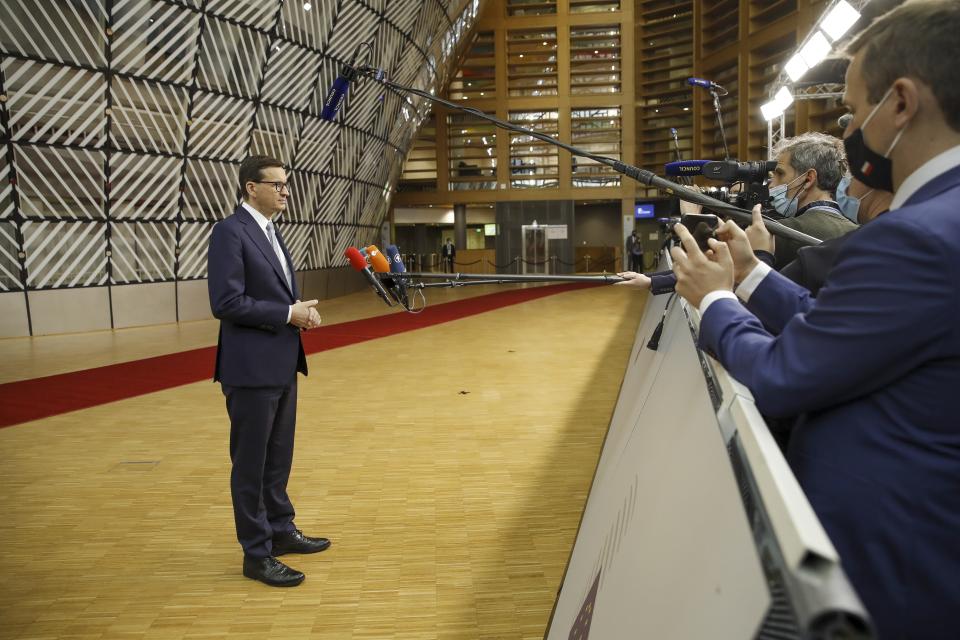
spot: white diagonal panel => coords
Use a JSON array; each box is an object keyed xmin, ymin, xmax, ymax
[
  {"xmin": 327, "ymin": 127, "xmax": 365, "ymax": 180},
  {"xmin": 259, "ymin": 42, "xmax": 321, "ymax": 111},
  {"xmin": 0, "ymin": 151, "xmax": 13, "ymax": 221},
  {"xmin": 188, "ymin": 91, "xmax": 255, "ymax": 160},
  {"xmin": 278, "ymin": 0, "xmax": 337, "ymax": 52},
  {"xmin": 341, "ymin": 74, "xmax": 381, "ymax": 132},
  {"xmin": 285, "ymin": 170, "xmax": 321, "ymax": 224},
  {"xmin": 112, "ymin": 0, "xmax": 202, "ymax": 85},
  {"xmin": 182, "ymin": 158, "xmax": 239, "ymax": 221},
  {"xmin": 0, "ymin": 221, "xmax": 23, "ymax": 291},
  {"xmin": 385, "ymin": 1, "xmax": 422, "ymax": 35},
  {"xmin": 207, "ymin": 0, "xmax": 280, "ymax": 32},
  {"xmin": 364, "ymin": 0, "xmax": 387, "ymax": 14},
  {"xmin": 249, "ymin": 105, "xmax": 302, "ymax": 165},
  {"xmin": 177, "ymin": 220, "xmax": 214, "ymax": 279},
  {"xmin": 328, "ymin": 223, "xmax": 354, "ymax": 268},
  {"xmin": 0, "ymin": 0, "xmax": 107, "ymax": 67},
  {"xmin": 355, "ymin": 136, "xmax": 388, "ymax": 184},
  {"xmin": 110, "ymin": 153, "xmax": 181, "ymax": 221},
  {"xmin": 308, "ymin": 223, "xmax": 330, "ymax": 269},
  {"xmin": 390, "ymin": 40, "xmax": 427, "ymax": 88},
  {"xmin": 22, "ymin": 219, "xmax": 108, "ymax": 288},
  {"xmin": 110, "ymin": 220, "xmax": 176, "ymax": 283},
  {"xmin": 4, "ymin": 59, "xmax": 105, "ymax": 148},
  {"xmin": 274, "ymin": 220, "xmax": 311, "ymax": 271},
  {"xmin": 324, "ymin": 1, "xmax": 380, "ymax": 62},
  {"xmin": 315, "ymin": 174, "xmax": 351, "ymax": 225},
  {"xmin": 342, "ymin": 180, "xmax": 364, "ymax": 226},
  {"xmin": 196, "ymin": 17, "xmax": 267, "ymax": 99},
  {"xmin": 110, "ymin": 76, "xmax": 188, "ymax": 154},
  {"xmin": 293, "ymin": 116, "xmax": 338, "ymax": 173},
  {"xmin": 359, "ymin": 184, "xmax": 387, "ymax": 227},
  {"xmin": 14, "ymin": 145, "xmax": 105, "ymax": 220}
]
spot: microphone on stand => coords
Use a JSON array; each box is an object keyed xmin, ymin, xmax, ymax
[
  {"xmin": 385, "ymin": 244, "xmax": 406, "ymax": 274},
  {"xmin": 367, "ymin": 245, "xmax": 408, "ymax": 307},
  {"xmin": 320, "ymin": 42, "xmax": 384, "ymax": 121},
  {"xmin": 345, "ymin": 247, "xmax": 393, "ymax": 306},
  {"xmin": 385, "ymin": 244, "xmax": 410, "ymax": 308},
  {"xmin": 686, "ymin": 77, "xmax": 727, "ymax": 94}
]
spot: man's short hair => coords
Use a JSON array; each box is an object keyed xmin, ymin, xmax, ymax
[
  {"xmin": 239, "ymin": 155, "xmax": 285, "ymax": 197},
  {"xmin": 845, "ymin": 0, "xmax": 960, "ymax": 132},
  {"xmin": 773, "ymin": 132, "xmax": 848, "ymax": 194}
]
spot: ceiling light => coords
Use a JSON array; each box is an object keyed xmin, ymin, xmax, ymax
[
  {"xmin": 775, "ymin": 86, "xmax": 794, "ymax": 110},
  {"xmin": 761, "ymin": 100, "xmax": 783, "ymax": 122},
  {"xmin": 785, "ymin": 54, "xmax": 808, "ymax": 82},
  {"xmin": 799, "ymin": 31, "xmax": 831, "ymax": 68},
  {"xmin": 820, "ymin": 0, "xmax": 860, "ymax": 42}
]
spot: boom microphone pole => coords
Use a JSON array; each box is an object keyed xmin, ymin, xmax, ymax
[
  {"xmin": 395, "ymin": 272, "xmax": 626, "ymax": 284},
  {"xmin": 340, "ymin": 64, "xmax": 819, "ymax": 248}
]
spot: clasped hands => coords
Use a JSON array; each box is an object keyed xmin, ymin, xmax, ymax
[
  {"xmin": 670, "ymin": 204, "xmax": 772, "ymax": 307},
  {"xmin": 290, "ymin": 299, "xmax": 322, "ymax": 330}
]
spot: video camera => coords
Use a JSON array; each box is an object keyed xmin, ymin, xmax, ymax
[{"xmin": 665, "ymin": 159, "xmax": 777, "ymax": 209}]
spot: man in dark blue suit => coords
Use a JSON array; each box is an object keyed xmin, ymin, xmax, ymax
[
  {"xmin": 208, "ymin": 155, "xmax": 331, "ymax": 587},
  {"xmin": 671, "ymin": 1, "xmax": 960, "ymax": 637}
]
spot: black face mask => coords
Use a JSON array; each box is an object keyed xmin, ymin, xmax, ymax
[{"xmin": 842, "ymin": 86, "xmax": 906, "ymax": 193}]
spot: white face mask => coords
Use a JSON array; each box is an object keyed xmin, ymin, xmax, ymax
[
  {"xmin": 769, "ymin": 173, "xmax": 807, "ymax": 218},
  {"xmin": 835, "ymin": 176, "xmax": 873, "ymax": 222}
]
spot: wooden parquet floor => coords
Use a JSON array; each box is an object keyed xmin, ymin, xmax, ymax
[{"xmin": 0, "ymin": 285, "xmax": 646, "ymax": 640}]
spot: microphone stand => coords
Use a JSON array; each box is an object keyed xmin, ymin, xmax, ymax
[
  {"xmin": 669, "ymin": 128, "xmax": 693, "ymax": 187},
  {"xmin": 354, "ymin": 66, "xmax": 820, "ymax": 248},
  {"xmin": 709, "ymin": 87, "xmax": 732, "ymax": 161}
]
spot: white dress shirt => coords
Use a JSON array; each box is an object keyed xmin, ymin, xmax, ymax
[{"xmin": 241, "ymin": 202, "xmax": 294, "ymax": 324}]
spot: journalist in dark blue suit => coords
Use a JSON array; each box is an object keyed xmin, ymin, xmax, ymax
[
  {"xmin": 208, "ymin": 156, "xmax": 330, "ymax": 587},
  {"xmin": 672, "ymin": 3, "xmax": 960, "ymax": 637}
]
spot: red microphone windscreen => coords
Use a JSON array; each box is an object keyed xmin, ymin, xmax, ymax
[
  {"xmin": 345, "ymin": 247, "xmax": 368, "ymax": 271},
  {"xmin": 367, "ymin": 245, "xmax": 390, "ymax": 273}
]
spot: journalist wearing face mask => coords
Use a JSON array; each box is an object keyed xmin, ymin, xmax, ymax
[
  {"xmin": 763, "ymin": 132, "xmax": 858, "ymax": 268},
  {"xmin": 669, "ymin": 1, "xmax": 960, "ymax": 637}
]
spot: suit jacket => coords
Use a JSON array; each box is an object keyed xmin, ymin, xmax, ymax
[
  {"xmin": 208, "ymin": 206, "xmax": 307, "ymax": 387},
  {"xmin": 698, "ymin": 164, "xmax": 960, "ymax": 638},
  {"xmin": 749, "ymin": 230, "xmax": 856, "ymax": 298},
  {"xmin": 441, "ymin": 243, "xmax": 456, "ymax": 259},
  {"xmin": 774, "ymin": 203, "xmax": 857, "ymax": 269}
]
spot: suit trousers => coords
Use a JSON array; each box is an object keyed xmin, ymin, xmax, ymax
[{"xmin": 222, "ymin": 377, "xmax": 298, "ymax": 558}]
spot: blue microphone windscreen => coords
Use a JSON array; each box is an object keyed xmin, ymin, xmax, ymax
[
  {"xmin": 320, "ymin": 76, "xmax": 350, "ymax": 121},
  {"xmin": 386, "ymin": 245, "xmax": 406, "ymax": 273}
]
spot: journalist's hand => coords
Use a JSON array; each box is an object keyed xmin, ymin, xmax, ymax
[
  {"xmin": 671, "ymin": 223, "xmax": 734, "ymax": 308},
  {"xmin": 714, "ymin": 211, "xmax": 760, "ymax": 284},
  {"xmin": 745, "ymin": 203, "xmax": 774, "ymax": 254},
  {"xmin": 614, "ymin": 271, "xmax": 652, "ymax": 290}
]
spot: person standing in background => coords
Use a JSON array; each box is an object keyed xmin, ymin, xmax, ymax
[
  {"xmin": 625, "ymin": 230, "xmax": 643, "ymax": 272},
  {"xmin": 441, "ymin": 237, "xmax": 456, "ymax": 273}
]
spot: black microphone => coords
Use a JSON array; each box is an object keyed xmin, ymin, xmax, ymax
[
  {"xmin": 345, "ymin": 247, "xmax": 393, "ymax": 306},
  {"xmin": 687, "ymin": 77, "xmax": 725, "ymax": 92}
]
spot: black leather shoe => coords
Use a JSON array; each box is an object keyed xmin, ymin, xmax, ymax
[
  {"xmin": 242, "ymin": 555, "xmax": 305, "ymax": 587},
  {"xmin": 272, "ymin": 529, "xmax": 331, "ymax": 555}
]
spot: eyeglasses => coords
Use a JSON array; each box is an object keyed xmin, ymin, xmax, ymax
[{"xmin": 254, "ymin": 181, "xmax": 290, "ymax": 193}]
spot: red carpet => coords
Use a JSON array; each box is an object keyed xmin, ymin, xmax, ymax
[{"xmin": 0, "ymin": 283, "xmax": 595, "ymax": 429}]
